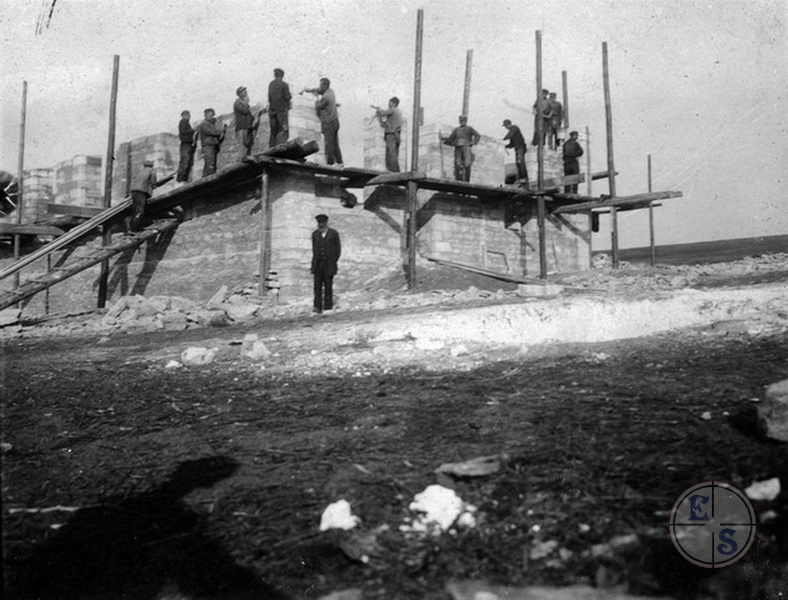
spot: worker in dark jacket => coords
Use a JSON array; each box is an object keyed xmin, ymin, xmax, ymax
[
  {"xmin": 128, "ymin": 160, "xmax": 156, "ymax": 232},
  {"xmin": 197, "ymin": 108, "xmax": 227, "ymax": 177},
  {"xmin": 441, "ymin": 115, "xmax": 481, "ymax": 182},
  {"xmin": 503, "ymin": 119, "xmax": 528, "ymax": 182},
  {"xmin": 311, "ymin": 214, "xmax": 341, "ymax": 314},
  {"xmin": 562, "ymin": 130, "xmax": 584, "ymax": 193},
  {"xmin": 176, "ymin": 110, "xmax": 196, "ymax": 183},
  {"xmin": 267, "ymin": 68, "xmax": 292, "ymax": 147},
  {"xmin": 233, "ymin": 86, "xmax": 258, "ymax": 161}
]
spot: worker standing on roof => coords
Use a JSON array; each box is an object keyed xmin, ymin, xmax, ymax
[
  {"xmin": 197, "ymin": 108, "xmax": 227, "ymax": 177},
  {"xmin": 301, "ymin": 78, "xmax": 343, "ymax": 167},
  {"xmin": 267, "ymin": 68, "xmax": 292, "ymax": 147},
  {"xmin": 502, "ymin": 119, "xmax": 528, "ymax": 183},
  {"xmin": 441, "ymin": 115, "xmax": 480, "ymax": 182},
  {"xmin": 547, "ymin": 92, "xmax": 563, "ymax": 150},
  {"xmin": 562, "ymin": 131, "xmax": 584, "ymax": 194},
  {"xmin": 371, "ymin": 97, "xmax": 403, "ymax": 172},
  {"xmin": 128, "ymin": 160, "xmax": 156, "ymax": 233},
  {"xmin": 532, "ymin": 88, "xmax": 551, "ymax": 147},
  {"xmin": 176, "ymin": 110, "xmax": 196, "ymax": 184},
  {"xmin": 233, "ymin": 86, "xmax": 260, "ymax": 162}
]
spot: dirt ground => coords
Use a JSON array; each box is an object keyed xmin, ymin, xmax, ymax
[{"xmin": 2, "ymin": 263, "xmax": 788, "ymax": 599}]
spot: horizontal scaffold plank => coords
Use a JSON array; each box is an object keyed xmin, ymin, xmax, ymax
[
  {"xmin": 0, "ymin": 224, "xmax": 64, "ymax": 236},
  {"xmin": 551, "ymin": 191, "xmax": 683, "ymax": 214},
  {"xmin": 365, "ymin": 171, "xmax": 427, "ymax": 186}
]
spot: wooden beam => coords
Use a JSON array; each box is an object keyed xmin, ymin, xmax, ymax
[
  {"xmin": 14, "ymin": 80, "xmax": 27, "ymax": 295},
  {"xmin": 602, "ymin": 41, "xmax": 619, "ymax": 269},
  {"xmin": 407, "ymin": 8, "xmax": 424, "ymax": 292},
  {"xmin": 462, "ymin": 49, "xmax": 473, "ymax": 117},
  {"xmin": 98, "ymin": 54, "xmax": 119, "ymax": 309},
  {"xmin": 425, "ymin": 255, "xmax": 552, "ymax": 285},
  {"xmin": 536, "ymin": 30, "xmax": 547, "ymax": 279},
  {"xmin": 551, "ymin": 190, "xmax": 682, "ymax": 214},
  {"xmin": 47, "ymin": 204, "xmax": 104, "ymax": 218},
  {"xmin": 594, "ymin": 202, "xmax": 662, "ymax": 214},
  {"xmin": 365, "ymin": 171, "xmax": 426, "ymax": 186},
  {"xmin": 0, "ymin": 224, "xmax": 64, "ymax": 236},
  {"xmin": 648, "ymin": 153, "xmax": 655, "ymax": 266},
  {"xmin": 258, "ymin": 170, "xmax": 271, "ymax": 296}
]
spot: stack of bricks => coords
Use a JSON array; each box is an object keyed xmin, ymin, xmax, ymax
[
  {"xmin": 113, "ymin": 133, "xmax": 180, "ymax": 203},
  {"xmin": 418, "ymin": 123, "xmax": 506, "ymax": 186},
  {"xmin": 22, "ymin": 168, "xmax": 53, "ymax": 223},
  {"xmin": 53, "ymin": 155, "xmax": 103, "ymax": 207},
  {"xmin": 362, "ymin": 115, "xmax": 409, "ymax": 173}
]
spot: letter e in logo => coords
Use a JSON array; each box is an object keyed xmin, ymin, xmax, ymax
[{"xmin": 689, "ymin": 494, "xmax": 710, "ymax": 521}]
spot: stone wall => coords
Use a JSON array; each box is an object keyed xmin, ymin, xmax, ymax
[
  {"xmin": 53, "ymin": 155, "xmax": 102, "ymax": 207},
  {"xmin": 3, "ymin": 167, "xmax": 407, "ymax": 315},
  {"xmin": 113, "ymin": 133, "xmax": 181, "ymax": 203},
  {"xmin": 22, "ymin": 168, "xmax": 53, "ymax": 223}
]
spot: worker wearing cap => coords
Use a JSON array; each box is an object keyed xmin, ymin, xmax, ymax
[
  {"xmin": 310, "ymin": 214, "xmax": 341, "ymax": 314},
  {"xmin": 267, "ymin": 68, "xmax": 292, "ymax": 147},
  {"xmin": 503, "ymin": 119, "xmax": 528, "ymax": 182},
  {"xmin": 197, "ymin": 108, "xmax": 227, "ymax": 177},
  {"xmin": 128, "ymin": 160, "xmax": 157, "ymax": 232},
  {"xmin": 562, "ymin": 131, "xmax": 584, "ymax": 193},
  {"xmin": 372, "ymin": 96, "xmax": 403, "ymax": 172},
  {"xmin": 301, "ymin": 78, "xmax": 343, "ymax": 167},
  {"xmin": 441, "ymin": 115, "xmax": 480, "ymax": 182},
  {"xmin": 233, "ymin": 86, "xmax": 256, "ymax": 161}
]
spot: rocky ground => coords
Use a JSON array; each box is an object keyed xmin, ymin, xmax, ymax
[{"xmin": 2, "ymin": 254, "xmax": 788, "ymax": 599}]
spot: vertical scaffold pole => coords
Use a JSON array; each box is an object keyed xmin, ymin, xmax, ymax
[
  {"xmin": 602, "ymin": 42, "xmax": 619, "ymax": 269},
  {"xmin": 98, "ymin": 54, "xmax": 120, "ymax": 308},
  {"xmin": 536, "ymin": 30, "xmax": 547, "ymax": 279},
  {"xmin": 561, "ymin": 70, "xmax": 569, "ymax": 129},
  {"xmin": 406, "ymin": 8, "xmax": 424, "ymax": 291},
  {"xmin": 462, "ymin": 49, "xmax": 473, "ymax": 117},
  {"xmin": 648, "ymin": 153, "xmax": 655, "ymax": 266},
  {"xmin": 13, "ymin": 81, "xmax": 27, "ymax": 296},
  {"xmin": 258, "ymin": 169, "xmax": 271, "ymax": 297}
]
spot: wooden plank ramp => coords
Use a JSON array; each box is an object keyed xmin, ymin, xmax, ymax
[{"xmin": 0, "ymin": 219, "xmax": 179, "ymax": 311}]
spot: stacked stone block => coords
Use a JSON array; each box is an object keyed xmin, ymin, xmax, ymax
[
  {"xmin": 53, "ymin": 155, "xmax": 102, "ymax": 207},
  {"xmin": 418, "ymin": 123, "xmax": 505, "ymax": 186},
  {"xmin": 113, "ymin": 133, "xmax": 180, "ymax": 203},
  {"xmin": 22, "ymin": 168, "xmax": 53, "ymax": 223}
]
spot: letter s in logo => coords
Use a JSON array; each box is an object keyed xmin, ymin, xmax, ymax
[{"xmin": 717, "ymin": 528, "xmax": 738, "ymax": 555}]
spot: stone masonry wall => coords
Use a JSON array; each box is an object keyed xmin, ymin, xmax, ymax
[
  {"xmin": 53, "ymin": 155, "xmax": 103, "ymax": 207},
  {"xmin": 4, "ymin": 167, "xmax": 407, "ymax": 315}
]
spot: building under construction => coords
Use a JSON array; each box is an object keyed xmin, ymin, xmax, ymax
[{"xmin": 0, "ymin": 24, "xmax": 682, "ymax": 315}]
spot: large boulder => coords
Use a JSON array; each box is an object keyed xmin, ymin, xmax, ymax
[{"xmin": 758, "ymin": 379, "xmax": 788, "ymax": 442}]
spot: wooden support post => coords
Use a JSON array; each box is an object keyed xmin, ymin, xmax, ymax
[
  {"xmin": 258, "ymin": 169, "xmax": 271, "ymax": 296},
  {"xmin": 462, "ymin": 49, "xmax": 473, "ymax": 117},
  {"xmin": 585, "ymin": 125, "xmax": 593, "ymax": 267},
  {"xmin": 561, "ymin": 70, "xmax": 569, "ymax": 128},
  {"xmin": 407, "ymin": 8, "xmax": 424, "ymax": 291},
  {"xmin": 602, "ymin": 42, "xmax": 619, "ymax": 269},
  {"xmin": 535, "ymin": 30, "xmax": 547, "ymax": 279},
  {"xmin": 14, "ymin": 81, "xmax": 28, "ymax": 297},
  {"xmin": 98, "ymin": 55, "xmax": 119, "ymax": 308},
  {"xmin": 45, "ymin": 254, "xmax": 51, "ymax": 314},
  {"xmin": 125, "ymin": 143, "xmax": 132, "ymax": 197},
  {"xmin": 648, "ymin": 153, "xmax": 655, "ymax": 266}
]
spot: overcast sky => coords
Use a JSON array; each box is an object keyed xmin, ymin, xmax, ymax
[{"xmin": 1, "ymin": 0, "xmax": 786, "ymax": 248}]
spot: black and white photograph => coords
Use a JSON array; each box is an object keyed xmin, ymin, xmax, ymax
[{"xmin": 1, "ymin": 1, "xmax": 786, "ymax": 598}]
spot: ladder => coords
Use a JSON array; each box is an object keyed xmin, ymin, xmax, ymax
[{"xmin": 0, "ymin": 218, "xmax": 179, "ymax": 311}]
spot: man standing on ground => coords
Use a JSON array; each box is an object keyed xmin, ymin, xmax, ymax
[
  {"xmin": 562, "ymin": 130, "xmax": 584, "ymax": 193},
  {"xmin": 302, "ymin": 78, "xmax": 343, "ymax": 167},
  {"xmin": 441, "ymin": 115, "xmax": 481, "ymax": 182},
  {"xmin": 176, "ymin": 110, "xmax": 196, "ymax": 183},
  {"xmin": 372, "ymin": 97, "xmax": 403, "ymax": 172},
  {"xmin": 233, "ymin": 86, "xmax": 257, "ymax": 161},
  {"xmin": 311, "ymin": 214, "xmax": 341, "ymax": 314},
  {"xmin": 128, "ymin": 160, "xmax": 156, "ymax": 232},
  {"xmin": 548, "ymin": 92, "xmax": 563, "ymax": 150},
  {"xmin": 267, "ymin": 68, "xmax": 292, "ymax": 147},
  {"xmin": 502, "ymin": 119, "xmax": 528, "ymax": 183},
  {"xmin": 532, "ymin": 88, "xmax": 551, "ymax": 147},
  {"xmin": 197, "ymin": 108, "xmax": 227, "ymax": 177}
]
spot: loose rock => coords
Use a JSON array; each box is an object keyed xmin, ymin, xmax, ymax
[{"xmin": 758, "ymin": 379, "xmax": 788, "ymax": 442}]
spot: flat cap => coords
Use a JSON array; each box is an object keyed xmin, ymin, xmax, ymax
[{"xmin": 315, "ymin": 214, "xmax": 329, "ymax": 223}]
